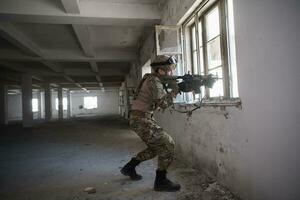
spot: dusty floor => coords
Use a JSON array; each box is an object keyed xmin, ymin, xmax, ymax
[{"xmin": 0, "ymin": 115, "xmax": 240, "ymax": 200}]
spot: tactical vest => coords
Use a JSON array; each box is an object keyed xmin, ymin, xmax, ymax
[{"xmin": 131, "ymin": 73, "xmax": 157, "ymax": 113}]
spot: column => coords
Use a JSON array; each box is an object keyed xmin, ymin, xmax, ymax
[
  {"xmin": 44, "ymin": 83, "xmax": 52, "ymax": 121},
  {"xmin": 124, "ymin": 81, "xmax": 129, "ymax": 119},
  {"xmin": 0, "ymin": 83, "xmax": 8, "ymax": 125},
  {"xmin": 37, "ymin": 90, "xmax": 42, "ymax": 119},
  {"xmin": 67, "ymin": 89, "xmax": 72, "ymax": 118},
  {"xmin": 22, "ymin": 73, "xmax": 33, "ymax": 127},
  {"xmin": 58, "ymin": 87, "xmax": 63, "ymax": 120}
]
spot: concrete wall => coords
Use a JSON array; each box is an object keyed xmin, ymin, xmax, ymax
[
  {"xmin": 6, "ymin": 89, "xmax": 119, "ymax": 122},
  {"xmin": 51, "ymin": 91, "xmax": 58, "ymax": 119},
  {"xmin": 71, "ymin": 90, "xmax": 119, "ymax": 117},
  {"xmin": 139, "ymin": 0, "xmax": 300, "ymax": 199},
  {"xmin": 7, "ymin": 94, "xmax": 22, "ymax": 121},
  {"xmin": 7, "ymin": 91, "xmax": 45, "ymax": 121}
]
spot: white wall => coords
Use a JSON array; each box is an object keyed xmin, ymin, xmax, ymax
[
  {"xmin": 71, "ymin": 90, "xmax": 119, "ymax": 117},
  {"xmin": 6, "ymin": 89, "xmax": 119, "ymax": 122},
  {"xmin": 7, "ymin": 94, "xmax": 22, "ymax": 121},
  {"xmin": 7, "ymin": 91, "xmax": 45, "ymax": 121},
  {"xmin": 51, "ymin": 91, "xmax": 59, "ymax": 119},
  {"xmin": 139, "ymin": 0, "xmax": 300, "ymax": 199},
  {"xmin": 119, "ymin": 83, "xmax": 126, "ymax": 118}
]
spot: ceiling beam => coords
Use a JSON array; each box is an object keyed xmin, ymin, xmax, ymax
[
  {"xmin": 0, "ymin": 49, "xmax": 137, "ymax": 62},
  {"xmin": 0, "ymin": 22, "xmax": 42, "ymax": 56},
  {"xmin": 61, "ymin": 0, "xmax": 80, "ymax": 14},
  {"xmin": 72, "ymin": 25, "xmax": 95, "ymax": 57},
  {"xmin": 63, "ymin": 75, "xmax": 88, "ymax": 91},
  {"xmin": 0, "ymin": 23, "xmax": 67, "ymax": 73},
  {"xmin": 61, "ymin": 0, "xmax": 95, "ymax": 57},
  {"xmin": 32, "ymin": 76, "xmax": 44, "ymax": 82},
  {"xmin": 89, "ymin": 61, "xmax": 103, "ymax": 87},
  {"xmin": 0, "ymin": 61, "xmax": 45, "ymax": 82},
  {"xmin": 0, "ymin": 60, "xmax": 88, "ymax": 92},
  {"xmin": 41, "ymin": 61, "xmax": 64, "ymax": 73},
  {"xmin": 0, "ymin": 23, "xmax": 91, "ymax": 91},
  {"xmin": 60, "ymin": 0, "xmax": 103, "ymax": 89},
  {"xmin": 90, "ymin": 62, "xmax": 98, "ymax": 73},
  {"xmin": 0, "ymin": 0, "xmax": 160, "ymax": 26}
]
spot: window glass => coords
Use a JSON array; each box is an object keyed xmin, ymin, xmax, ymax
[
  {"xmin": 192, "ymin": 51, "xmax": 198, "ymax": 74},
  {"xmin": 191, "ymin": 25, "xmax": 198, "ymax": 74},
  {"xmin": 84, "ymin": 96, "xmax": 97, "ymax": 109},
  {"xmin": 209, "ymin": 67, "xmax": 223, "ymax": 78},
  {"xmin": 199, "ymin": 47, "xmax": 204, "ymax": 74},
  {"xmin": 142, "ymin": 65, "xmax": 151, "ymax": 76},
  {"xmin": 191, "ymin": 26, "xmax": 197, "ymax": 51},
  {"xmin": 195, "ymin": 93, "xmax": 201, "ymax": 101},
  {"xmin": 210, "ymin": 78, "xmax": 224, "ymax": 97},
  {"xmin": 32, "ymin": 99, "xmax": 38, "ymax": 112},
  {"xmin": 206, "ymin": 6, "xmax": 220, "ymax": 41},
  {"xmin": 182, "ymin": 1, "xmax": 239, "ymax": 100},
  {"xmin": 198, "ymin": 21, "xmax": 204, "ymax": 74},
  {"xmin": 198, "ymin": 21, "xmax": 203, "ymax": 46},
  {"xmin": 185, "ymin": 26, "xmax": 192, "ymax": 74},
  {"xmin": 207, "ymin": 36, "xmax": 222, "ymax": 69},
  {"xmin": 185, "ymin": 92, "xmax": 194, "ymax": 103},
  {"xmin": 209, "ymin": 67, "xmax": 224, "ymax": 97}
]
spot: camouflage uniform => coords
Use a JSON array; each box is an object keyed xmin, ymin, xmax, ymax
[{"xmin": 130, "ymin": 73, "xmax": 175, "ymax": 171}]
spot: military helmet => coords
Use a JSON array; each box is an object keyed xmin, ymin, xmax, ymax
[{"xmin": 150, "ymin": 55, "xmax": 177, "ymax": 71}]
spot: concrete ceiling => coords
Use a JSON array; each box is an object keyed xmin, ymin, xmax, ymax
[{"xmin": 0, "ymin": 0, "xmax": 164, "ymax": 90}]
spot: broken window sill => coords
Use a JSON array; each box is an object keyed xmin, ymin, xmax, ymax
[{"xmin": 174, "ymin": 98, "xmax": 242, "ymax": 109}]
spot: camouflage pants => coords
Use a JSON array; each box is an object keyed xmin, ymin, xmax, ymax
[{"xmin": 129, "ymin": 115, "xmax": 175, "ymax": 171}]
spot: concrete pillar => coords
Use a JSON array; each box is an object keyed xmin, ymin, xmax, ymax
[
  {"xmin": 40, "ymin": 91, "xmax": 45, "ymax": 119},
  {"xmin": 58, "ymin": 87, "xmax": 63, "ymax": 120},
  {"xmin": 124, "ymin": 81, "xmax": 129, "ymax": 119},
  {"xmin": 44, "ymin": 83, "xmax": 52, "ymax": 121},
  {"xmin": 0, "ymin": 83, "xmax": 8, "ymax": 125},
  {"xmin": 67, "ymin": 89, "xmax": 72, "ymax": 118},
  {"xmin": 21, "ymin": 73, "xmax": 33, "ymax": 127},
  {"xmin": 37, "ymin": 90, "xmax": 42, "ymax": 119}
]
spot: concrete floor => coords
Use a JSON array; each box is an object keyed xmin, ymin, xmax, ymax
[{"xmin": 0, "ymin": 115, "xmax": 240, "ymax": 200}]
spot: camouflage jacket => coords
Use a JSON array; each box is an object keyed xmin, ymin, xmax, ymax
[{"xmin": 131, "ymin": 73, "xmax": 173, "ymax": 113}]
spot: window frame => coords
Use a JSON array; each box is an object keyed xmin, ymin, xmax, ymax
[{"xmin": 182, "ymin": 0, "xmax": 231, "ymax": 100}]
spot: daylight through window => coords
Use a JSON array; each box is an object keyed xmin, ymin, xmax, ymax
[
  {"xmin": 84, "ymin": 96, "xmax": 98, "ymax": 109},
  {"xmin": 55, "ymin": 98, "xmax": 68, "ymax": 111},
  {"xmin": 32, "ymin": 99, "xmax": 38, "ymax": 112},
  {"xmin": 182, "ymin": 0, "xmax": 238, "ymax": 101}
]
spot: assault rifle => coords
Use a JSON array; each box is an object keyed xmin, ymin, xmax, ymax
[{"xmin": 162, "ymin": 73, "xmax": 218, "ymax": 94}]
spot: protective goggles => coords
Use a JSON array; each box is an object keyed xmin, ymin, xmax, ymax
[{"xmin": 150, "ymin": 56, "xmax": 177, "ymax": 67}]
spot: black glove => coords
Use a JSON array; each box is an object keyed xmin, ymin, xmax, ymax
[{"xmin": 168, "ymin": 80, "xmax": 179, "ymax": 97}]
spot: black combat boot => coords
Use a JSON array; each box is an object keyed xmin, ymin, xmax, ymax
[
  {"xmin": 120, "ymin": 158, "xmax": 142, "ymax": 180},
  {"xmin": 154, "ymin": 170, "xmax": 181, "ymax": 192}
]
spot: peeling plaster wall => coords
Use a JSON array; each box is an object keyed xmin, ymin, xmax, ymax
[
  {"xmin": 159, "ymin": 0, "xmax": 198, "ymax": 25},
  {"xmin": 139, "ymin": 0, "xmax": 300, "ymax": 199}
]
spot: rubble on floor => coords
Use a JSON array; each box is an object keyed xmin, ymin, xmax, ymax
[{"xmin": 172, "ymin": 166, "xmax": 242, "ymax": 200}]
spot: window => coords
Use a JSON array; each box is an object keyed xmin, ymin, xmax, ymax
[
  {"xmin": 84, "ymin": 96, "xmax": 97, "ymax": 109},
  {"xmin": 32, "ymin": 99, "xmax": 38, "ymax": 112},
  {"xmin": 182, "ymin": 0, "xmax": 239, "ymax": 101},
  {"xmin": 55, "ymin": 98, "xmax": 67, "ymax": 111}
]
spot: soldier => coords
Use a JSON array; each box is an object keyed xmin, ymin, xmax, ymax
[{"xmin": 121, "ymin": 55, "xmax": 181, "ymax": 192}]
